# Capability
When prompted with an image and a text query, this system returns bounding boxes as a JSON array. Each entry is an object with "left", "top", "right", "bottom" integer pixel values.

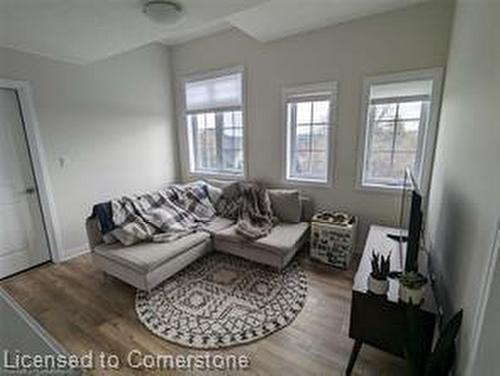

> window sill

[
  {"left": 188, "top": 170, "right": 246, "bottom": 181},
  {"left": 284, "top": 177, "right": 332, "bottom": 188},
  {"left": 356, "top": 182, "right": 404, "bottom": 195}
]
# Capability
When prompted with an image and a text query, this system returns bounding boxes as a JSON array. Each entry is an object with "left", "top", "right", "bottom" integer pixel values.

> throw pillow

[
  {"left": 215, "top": 181, "right": 242, "bottom": 220},
  {"left": 203, "top": 182, "right": 223, "bottom": 206},
  {"left": 181, "top": 180, "right": 222, "bottom": 207},
  {"left": 267, "top": 189, "right": 302, "bottom": 223},
  {"left": 207, "top": 179, "right": 237, "bottom": 189}
]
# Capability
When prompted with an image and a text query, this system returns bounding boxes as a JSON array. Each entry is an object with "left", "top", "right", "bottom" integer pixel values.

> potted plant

[
  {"left": 398, "top": 271, "right": 428, "bottom": 305},
  {"left": 367, "top": 251, "right": 391, "bottom": 295},
  {"left": 405, "top": 304, "right": 463, "bottom": 376}
]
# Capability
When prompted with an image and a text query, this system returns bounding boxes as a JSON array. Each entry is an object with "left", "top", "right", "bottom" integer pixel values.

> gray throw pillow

[
  {"left": 207, "top": 179, "right": 237, "bottom": 189},
  {"left": 206, "top": 179, "right": 238, "bottom": 206},
  {"left": 268, "top": 189, "right": 302, "bottom": 223},
  {"left": 179, "top": 180, "right": 219, "bottom": 206},
  {"left": 203, "top": 182, "right": 223, "bottom": 206}
]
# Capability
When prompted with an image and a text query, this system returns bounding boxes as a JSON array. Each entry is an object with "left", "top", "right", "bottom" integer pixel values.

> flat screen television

[{"left": 388, "top": 168, "right": 423, "bottom": 272}]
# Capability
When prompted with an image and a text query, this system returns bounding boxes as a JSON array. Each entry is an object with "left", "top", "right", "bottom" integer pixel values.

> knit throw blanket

[
  {"left": 110, "top": 184, "right": 215, "bottom": 246},
  {"left": 216, "top": 182, "right": 274, "bottom": 240}
]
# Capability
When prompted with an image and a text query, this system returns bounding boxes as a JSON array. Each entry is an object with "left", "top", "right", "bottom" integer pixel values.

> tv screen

[{"left": 398, "top": 168, "right": 423, "bottom": 271}]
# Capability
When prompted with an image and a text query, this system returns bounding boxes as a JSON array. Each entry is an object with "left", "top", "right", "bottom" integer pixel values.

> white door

[
  {"left": 469, "top": 225, "right": 500, "bottom": 374},
  {"left": 0, "top": 88, "right": 50, "bottom": 278}
]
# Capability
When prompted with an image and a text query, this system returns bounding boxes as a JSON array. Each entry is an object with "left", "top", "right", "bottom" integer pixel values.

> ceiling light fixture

[{"left": 142, "top": 0, "right": 185, "bottom": 26}]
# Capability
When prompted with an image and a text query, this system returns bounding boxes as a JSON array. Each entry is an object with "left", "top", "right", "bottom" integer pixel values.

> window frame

[
  {"left": 282, "top": 81, "right": 338, "bottom": 187},
  {"left": 181, "top": 65, "right": 247, "bottom": 179},
  {"left": 356, "top": 68, "right": 444, "bottom": 194}
]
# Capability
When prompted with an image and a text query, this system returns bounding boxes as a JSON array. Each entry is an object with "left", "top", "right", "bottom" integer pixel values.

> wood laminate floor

[{"left": 1, "top": 252, "right": 406, "bottom": 375}]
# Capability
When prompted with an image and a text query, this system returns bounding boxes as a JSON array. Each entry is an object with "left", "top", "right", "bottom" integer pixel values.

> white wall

[
  {"left": 172, "top": 0, "right": 454, "bottom": 247},
  {"left": 0, "top": 43, "right": 179, "bottom": 259},
  {"left": 425, "top": 0, "right": 500, "bottom": 374}
]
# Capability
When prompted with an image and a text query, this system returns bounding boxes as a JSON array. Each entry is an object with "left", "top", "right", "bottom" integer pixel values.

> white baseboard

[{"left": 60, "top": 244, "right": 90, "bottom": 262}]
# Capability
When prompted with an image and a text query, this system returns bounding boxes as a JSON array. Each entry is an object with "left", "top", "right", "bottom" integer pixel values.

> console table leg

[{"left": 345, "top": 340, "right": 362, "bottom": 375}]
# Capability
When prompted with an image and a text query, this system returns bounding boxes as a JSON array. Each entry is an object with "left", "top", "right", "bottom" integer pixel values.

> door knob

[{"left": 24, "top": 187, "right": 36, "bottom": 195}]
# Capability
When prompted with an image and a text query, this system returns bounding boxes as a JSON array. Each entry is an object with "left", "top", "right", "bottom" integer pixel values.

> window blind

[
  {"left": 185, "top": 73, "right": 243, "bottom": 112},
  {"left": 369, "top": 79, "right": 433, "bottom": 105}
]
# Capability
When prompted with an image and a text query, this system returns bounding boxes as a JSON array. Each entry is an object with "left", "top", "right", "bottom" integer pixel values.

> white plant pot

[
  {"left": 367, "top": 275, "right": 389, "bottom": 295},
  {"left": 399, "top": 285, "right": 425, "bottom": 305}
]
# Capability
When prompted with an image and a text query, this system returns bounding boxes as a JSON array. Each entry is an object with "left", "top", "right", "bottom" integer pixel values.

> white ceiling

[
  {"left": 0, "top": 0, "right": 430, "bottom": 64},
  {"left": 229, "top": 0, "right": 429, "bottom": 43},
  {"left": 0, "top": 0, "right": 267, "bottom": 64}
]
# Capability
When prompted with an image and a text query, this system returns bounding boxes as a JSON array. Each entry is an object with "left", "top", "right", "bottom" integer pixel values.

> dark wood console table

[{"left": 346, "top": 225, "right": 436, "bottom": 375}]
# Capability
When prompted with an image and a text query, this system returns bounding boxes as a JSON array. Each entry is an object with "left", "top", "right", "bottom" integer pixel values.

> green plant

[
  {"left": 405, "top": 304, "right": 463, "bottom": 376},
  {"left": 370, "top": 251, "right": 391, "bottom": 280},
  {"left": 399, "top": 271, "right": 428, "bottom": 290}
]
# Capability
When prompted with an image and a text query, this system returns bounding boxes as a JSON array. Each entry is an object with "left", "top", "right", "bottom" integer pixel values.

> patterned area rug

[{"left": 135, "top": 252, "right": 307, "bottom": 349}]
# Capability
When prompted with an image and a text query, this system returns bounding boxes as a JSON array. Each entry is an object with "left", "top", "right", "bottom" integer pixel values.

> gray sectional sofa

[{"left": 86, "top": 186, "right": 313, "bottom": 291}]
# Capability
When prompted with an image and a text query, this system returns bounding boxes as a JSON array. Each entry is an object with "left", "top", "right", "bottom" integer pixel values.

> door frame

[
  {"left": 465, "top": 221, "right": 500, "bottom": 374},
  {"left": 0, "top": 79, "right": 64, "bottom": 262}
]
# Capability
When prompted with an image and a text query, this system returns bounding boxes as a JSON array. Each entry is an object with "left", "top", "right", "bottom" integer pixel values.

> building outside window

[
  {"left": 358, "top": 69, "right": 443, "bottom": 191},
  {"left": 284, "top": 82, "right": 337, "bottom": 184}
]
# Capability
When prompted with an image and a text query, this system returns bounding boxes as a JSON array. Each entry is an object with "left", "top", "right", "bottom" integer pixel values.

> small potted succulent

[
  {"left": 398, "top": 271, "right": 428, "bottom": 305},
  {"left": 368, "top": 251, "right": 391, "bottom": 295}
]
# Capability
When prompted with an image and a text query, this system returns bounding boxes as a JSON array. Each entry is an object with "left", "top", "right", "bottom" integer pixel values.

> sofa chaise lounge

[{"left": 86, "top": 189, "right": 312, "bottom": 291}]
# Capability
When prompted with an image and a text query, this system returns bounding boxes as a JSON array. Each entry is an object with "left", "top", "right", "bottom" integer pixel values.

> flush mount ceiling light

[{"left": 142, "top": 0, "right": 185, "bottom": 26}]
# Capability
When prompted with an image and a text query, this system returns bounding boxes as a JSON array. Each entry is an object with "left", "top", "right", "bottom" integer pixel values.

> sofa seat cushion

[
  {"left": 94, "top": 232, "right": 210, "bottom": 273},
  {"left": 214, "top": 222, "right": 309, "bottom": 256},
  {"left": 200, "top": 217, "right": 235, "bottom": 235}
]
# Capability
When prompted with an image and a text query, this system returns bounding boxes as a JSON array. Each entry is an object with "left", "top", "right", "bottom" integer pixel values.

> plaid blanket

[
  {"left": 111, "top": 183, "right": 215, "bottom": 246},
  {"left": 216, "top": 182, "right": 274, "bottom": 240}
]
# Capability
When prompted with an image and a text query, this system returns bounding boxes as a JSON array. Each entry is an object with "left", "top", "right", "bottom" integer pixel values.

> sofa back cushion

[
  {"left": 268, "top": 189, "right": 302, "bottom": 223},
  {"left": 86, "top": 217, "right": 104, "bottom": 249},
  {"left": 206, "top": 179, "right": 237, "bottom": 188},
  {"left": 300, "top": 196, "right": 314, "bottom": 222},
  {"left": 205, "top": 179, "right": 238, "bottom": 205}
]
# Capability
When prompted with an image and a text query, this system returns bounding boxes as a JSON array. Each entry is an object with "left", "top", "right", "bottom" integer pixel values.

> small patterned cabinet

[{"left": 310, "top": 212, "right": 357, "bottom": 269}]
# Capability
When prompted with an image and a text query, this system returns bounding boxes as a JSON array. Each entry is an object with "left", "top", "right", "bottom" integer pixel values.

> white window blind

[
  {"left": 284, "top": 83, "right": 336, "bottom": 184},
  {"left": 185, "top": 73, "right": 243, "bottom": 113},
  {"left": 369, "top": 80, "right": 433, "bottom": 104},
  {"left": 184, "top": 68, "right": 245, "bottom": 176}
]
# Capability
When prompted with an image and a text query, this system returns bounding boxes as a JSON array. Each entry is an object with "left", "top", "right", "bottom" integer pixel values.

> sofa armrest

[
  {"left": 300, "top": 196, "right": 314, "bottom": 222},
  {"left": 86, "top": 217, "right": 103, "bottom": 251}
]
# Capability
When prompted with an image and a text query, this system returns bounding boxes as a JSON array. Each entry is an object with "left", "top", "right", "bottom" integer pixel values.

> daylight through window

[
  {"left": 284, "top": 83, "right": 337, "bottom": 184},
  {"left": 360, "top": 75, "right": 439, "bottom": 189}
]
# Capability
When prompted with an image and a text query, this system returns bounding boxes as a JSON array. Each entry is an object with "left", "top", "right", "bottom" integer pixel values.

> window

[
  {"left": 184, "top": 67, "right": 245, "bottom": 176},
  {"left": 284, "top": 82, "right": 337, "bottom": 184},
  {"left": 358, "top": 69, "right": 443, "bottom": 191}
]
